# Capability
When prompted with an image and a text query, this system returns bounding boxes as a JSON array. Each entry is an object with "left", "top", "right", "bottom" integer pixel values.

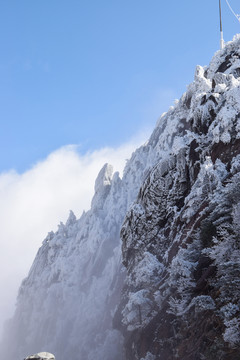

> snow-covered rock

[
  {"left": 1, "top": 35, "right": 240, "bottom": 360},
  {"left": 119, "top": 35, "right": 240, "bottom": 359},
  {"left": 0, "top": 112, "right": 176, "bottom": 359},
  {"left": 24, "top": 352, "right": 55, "bottom": 360}
]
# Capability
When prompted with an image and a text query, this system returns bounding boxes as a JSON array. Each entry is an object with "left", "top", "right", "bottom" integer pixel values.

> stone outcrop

[{"left": 118, "top": 36, "right": 240, "bottom": 360}]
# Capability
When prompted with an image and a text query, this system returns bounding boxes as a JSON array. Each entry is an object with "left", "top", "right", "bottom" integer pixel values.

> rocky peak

[
  {"left": 94, "top": 163, "right": 113, "bottom": 193},
  {"left": 118, "top": 36, "right": 240, "bottom": 360},
  {"left": 91, "top": 163, "right": 114, "bottom": 210}
]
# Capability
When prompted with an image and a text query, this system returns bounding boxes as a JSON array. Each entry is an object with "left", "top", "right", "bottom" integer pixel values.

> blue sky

[{"left": 1, "top": 0, "right": 239, "bottom": 173}]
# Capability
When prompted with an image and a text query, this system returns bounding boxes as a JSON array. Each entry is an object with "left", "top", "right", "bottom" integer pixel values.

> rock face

[
  {"left": 0, "top": 166, "right": 127, "bottom": 360},
  {"left": 0, "top": 131, "right": 173, "bottom": 357},
  {"left": 25, "top": 352, "right": 55, "bottom": 360},
  {"left": 1, "top": 36, "right": 240, "bottom": 360},
  {"left": 118, "top": 36, "right": 240, "bottom": 359}
]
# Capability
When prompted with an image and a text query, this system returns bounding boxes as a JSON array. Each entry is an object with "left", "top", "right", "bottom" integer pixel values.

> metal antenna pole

[{"left": 219, "top": 0, "right": 224, "bottom": 49}]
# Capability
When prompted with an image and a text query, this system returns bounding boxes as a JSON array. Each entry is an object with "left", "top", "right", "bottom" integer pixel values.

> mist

[{"left": 0, "top": 132, "right": 147, "bottom": 339}]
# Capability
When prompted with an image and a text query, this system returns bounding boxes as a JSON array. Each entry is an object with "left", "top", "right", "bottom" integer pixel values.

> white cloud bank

[{"left": 0, "top": 131, "right": 149, "bottom": 337}]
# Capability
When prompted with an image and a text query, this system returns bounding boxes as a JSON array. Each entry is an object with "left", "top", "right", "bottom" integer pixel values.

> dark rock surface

[{"left": 118, "top": 36, "right": 240, "bottom": 360}]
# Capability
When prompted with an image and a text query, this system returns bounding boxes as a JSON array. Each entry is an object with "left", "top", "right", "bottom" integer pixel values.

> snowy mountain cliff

[{"left": 1, "top": 35, "right": 240, "bottom": 360}]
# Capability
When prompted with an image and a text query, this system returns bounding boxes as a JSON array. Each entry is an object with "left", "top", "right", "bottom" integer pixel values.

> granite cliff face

[
  {"left": 1, "top": 36, "right": 240, "bottom": 360},
  {"left": 0, "top": 98, "right": 175, "bottom": 359},
  {"left": 118, "top": 36, "right": 240, "bottom": 359}
]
